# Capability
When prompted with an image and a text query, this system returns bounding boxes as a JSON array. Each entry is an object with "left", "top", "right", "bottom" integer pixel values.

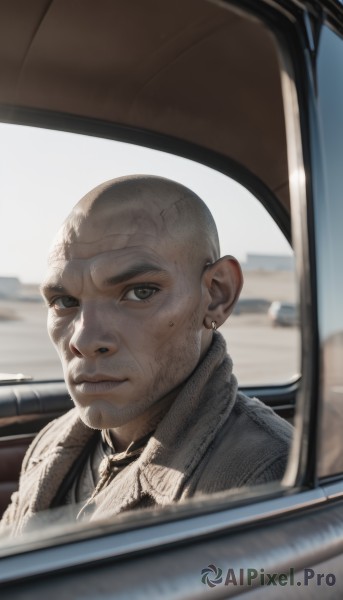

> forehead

[
  {"left": 52, "top": 200, "right": 179, "bottom": 259},
  {"left": 46, "top": 203, "right": 193, "bottom": 282},
  {"left": 44, "top": 249, "right": 168, "bottom": 292}
]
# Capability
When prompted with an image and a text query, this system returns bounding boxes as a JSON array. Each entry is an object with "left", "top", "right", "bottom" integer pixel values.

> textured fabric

[
  {"left": 64, "top": 430, "right": 152, "bottom": 505},
  {"left": 0, "top": 333, "right": 293, "bottom": 536},
  {"left": 64, "top": 432, "right": 110, "bottom": 505}
]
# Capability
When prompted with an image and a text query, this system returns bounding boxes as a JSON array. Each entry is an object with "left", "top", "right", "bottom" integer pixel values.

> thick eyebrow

[
  {"left": 104, "top": 264, "right": 168, "bottom": 287},
  {"left": 40, "top": 264, "right": 168, "bottom": 298},
  {"left": 40, "top": 283, "right": 70, "bottom": 298}
]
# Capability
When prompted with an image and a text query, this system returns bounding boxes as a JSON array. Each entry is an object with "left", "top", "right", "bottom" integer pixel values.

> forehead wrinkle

[
  {"left": 49, "top": 230, "right": 163, "bottom": 264},
  {"left": 46, "top": 246, "right": 170, "bottom": 285},
  {"left": 49, "top": 176, "right": 219, "bottom": 279},
  {"left": 72, "top": 201, "right": 162, "bottom": 241},
  {"left": 59, "top": 189, "right": 184, "bottom": 259}
]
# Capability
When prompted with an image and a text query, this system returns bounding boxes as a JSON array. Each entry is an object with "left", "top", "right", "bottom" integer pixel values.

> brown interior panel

[{"left": 0, "top": 0, "right": 289, "bottom": 211}]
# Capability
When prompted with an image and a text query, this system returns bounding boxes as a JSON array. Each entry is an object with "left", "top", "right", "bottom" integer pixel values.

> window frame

[{"left": 1, "top": 0, "right": 342, "bottom": 584}]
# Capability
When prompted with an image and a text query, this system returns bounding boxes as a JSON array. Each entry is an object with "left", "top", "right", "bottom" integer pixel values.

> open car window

[
  {"left": 0, "top": 124, "right": 299, "bottom": 387},
  {"left": 0, "top": 0, "right": 312, "bottom": 571},
  {"left": 0, "top": 124, "right": 298, "bottom": 550}
]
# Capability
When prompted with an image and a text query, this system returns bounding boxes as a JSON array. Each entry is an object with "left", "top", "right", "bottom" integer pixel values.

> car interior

[{"left": 0, "top": 0, "right": 298, "bottom": 527}]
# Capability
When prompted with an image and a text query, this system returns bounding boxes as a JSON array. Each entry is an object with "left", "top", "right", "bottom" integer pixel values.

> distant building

[
  {"left": 243, "top": 254, "right": 294, "bottom": 272},
  {"left": 0, "top": 276, "right": 21, "bottom": 298}
]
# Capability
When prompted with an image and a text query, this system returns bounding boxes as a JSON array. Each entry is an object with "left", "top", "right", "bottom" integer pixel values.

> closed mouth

[
  {"left": 73, "top": 374, "right": 126, "bottom": 384},
  {"left": 73, "top": 378, "right": 127, "bottom": 395}
]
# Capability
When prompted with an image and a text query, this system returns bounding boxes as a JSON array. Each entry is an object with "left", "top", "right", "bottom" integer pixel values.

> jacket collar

[
  {"left": 17, "top": 333, "right": 236, "bottom": 526},
  {"left": 89, "top": 333, "right": 237, "bottom": 519}
]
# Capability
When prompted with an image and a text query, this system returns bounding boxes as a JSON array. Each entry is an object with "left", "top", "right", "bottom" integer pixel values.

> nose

[{"left": 69, "top": 303, "right": 119, "bottom": 358}]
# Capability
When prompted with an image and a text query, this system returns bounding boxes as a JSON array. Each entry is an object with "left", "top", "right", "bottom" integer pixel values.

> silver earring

[{"left": 211, "top": 321, "right": 217, "bottom": 331}]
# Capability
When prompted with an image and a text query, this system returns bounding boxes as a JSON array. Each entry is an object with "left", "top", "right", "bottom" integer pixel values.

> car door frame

[{"left": 1, "top": 0, "right": 343, "bottom": 597}]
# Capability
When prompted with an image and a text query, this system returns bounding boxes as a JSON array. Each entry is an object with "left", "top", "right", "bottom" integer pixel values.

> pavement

[{"left": 0, "top": 294, "right": 300, "bottom": 386}]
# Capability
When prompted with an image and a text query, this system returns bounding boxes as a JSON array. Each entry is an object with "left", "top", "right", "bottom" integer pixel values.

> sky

[{"left": 0, "top": 123, "right": 292, "bottom": 283}]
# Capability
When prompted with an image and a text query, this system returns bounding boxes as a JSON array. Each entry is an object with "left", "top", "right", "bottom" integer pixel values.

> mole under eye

[
  {"left": 125, "top": 286, "right": 158, "bottom": 301},
  {"left": 50, "top": 296, "right": 79, "bottom": 309}
]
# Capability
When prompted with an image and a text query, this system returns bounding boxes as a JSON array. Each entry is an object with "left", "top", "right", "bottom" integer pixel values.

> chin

[
  {"left": 77, "top": 401, "right": 143, "bottom": 430},
  {"left": 78, "top": 406, "right": 106, "bottom": 430}
]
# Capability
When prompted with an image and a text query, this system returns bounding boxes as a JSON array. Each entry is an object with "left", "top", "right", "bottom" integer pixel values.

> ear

[{"left": 202, "top": 256, "right": 243, "bottom": 329}]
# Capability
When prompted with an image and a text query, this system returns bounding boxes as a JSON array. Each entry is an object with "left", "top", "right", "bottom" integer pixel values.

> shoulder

[
  {"left": 224, "top": 393, "right": 293, "bottom": 485},
  {"left": 21, "top": 407, "right": 85, "bottom": 472},
  {"left": 193, "top": 392, "right": 293, "bottom": 493},
  {"left": 234, "top": 392, "right": 293, "bottom": 446},
  {"left": 0, "top": 408, "right": 86, "bottom": 532}
]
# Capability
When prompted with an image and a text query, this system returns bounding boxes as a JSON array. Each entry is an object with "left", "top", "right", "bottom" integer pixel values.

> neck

[{"left": 109, "top": 385, "right": 182, "bottom": 453}]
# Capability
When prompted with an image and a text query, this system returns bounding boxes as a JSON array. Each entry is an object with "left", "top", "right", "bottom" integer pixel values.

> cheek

[
  {"left": 149, "top": 312, "right": 203, "bottom": 393},
  {"left": 47, "top": 313, "right": 70, "bottom": 352},
  {"left": 119, "top": 296, "right": 199, "bottom": 375},
  {"left": 149, "top": 295, "right": 204, "bottom": 357},
  {"left": 120, "top": 293, "right": 189, "bottom": 342},
  {"left": 47, "top": 312, "right": 57, "bottom": 343},
  {"left": 157, "top": 289, "right": 203, "bottom": 334}
]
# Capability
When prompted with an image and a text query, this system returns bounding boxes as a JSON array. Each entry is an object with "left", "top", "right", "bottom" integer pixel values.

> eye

[
  {"left": 124, "top": 286, "right": 158, "bottom": 301},
  {"left": 50, "top": 296, "right": 79, "bottom": 309}
]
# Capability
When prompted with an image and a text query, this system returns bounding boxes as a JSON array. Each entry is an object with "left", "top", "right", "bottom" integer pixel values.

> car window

[
  {"left": 315, "top": 25, "right": 343, "bottom": 478},
  {"left": 0, "top": 123, "right": 299, "bottom": 387},
  {"left": 0, "top": 0, "right": 306, "bottom": 567}
]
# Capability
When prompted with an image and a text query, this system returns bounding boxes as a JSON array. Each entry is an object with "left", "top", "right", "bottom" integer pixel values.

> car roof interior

[{"left": 0, "top": 0, "right": 289, "bottom": 214}]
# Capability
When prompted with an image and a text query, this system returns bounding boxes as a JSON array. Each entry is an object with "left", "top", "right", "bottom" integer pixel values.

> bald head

[
  {"left": 43, "top": 175, "right": 242, "bottom": 434},
  {"left": 54, "top": 175, "right": 220, "bottom": 267}
]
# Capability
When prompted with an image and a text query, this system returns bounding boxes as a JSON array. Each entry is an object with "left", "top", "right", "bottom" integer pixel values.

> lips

[
  {"left": 72, "top": 374, "right": 127, "bottom": 394},
  {"left": 73, "top": 374, "right": 125, "bottom": 384}
]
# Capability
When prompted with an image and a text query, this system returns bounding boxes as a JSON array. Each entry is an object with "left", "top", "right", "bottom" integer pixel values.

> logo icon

[{"left": 201, "top": 564, "right": 223, "bottom": 588}]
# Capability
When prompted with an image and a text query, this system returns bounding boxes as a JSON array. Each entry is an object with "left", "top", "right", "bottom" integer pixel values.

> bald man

[{"left": 1, "top": 175, "right": 292, "bottom": 534}]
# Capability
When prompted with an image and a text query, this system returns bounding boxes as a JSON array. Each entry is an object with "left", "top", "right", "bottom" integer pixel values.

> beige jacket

[{"left": 1, "top": 333, "right": 293, "bottom": 535}]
